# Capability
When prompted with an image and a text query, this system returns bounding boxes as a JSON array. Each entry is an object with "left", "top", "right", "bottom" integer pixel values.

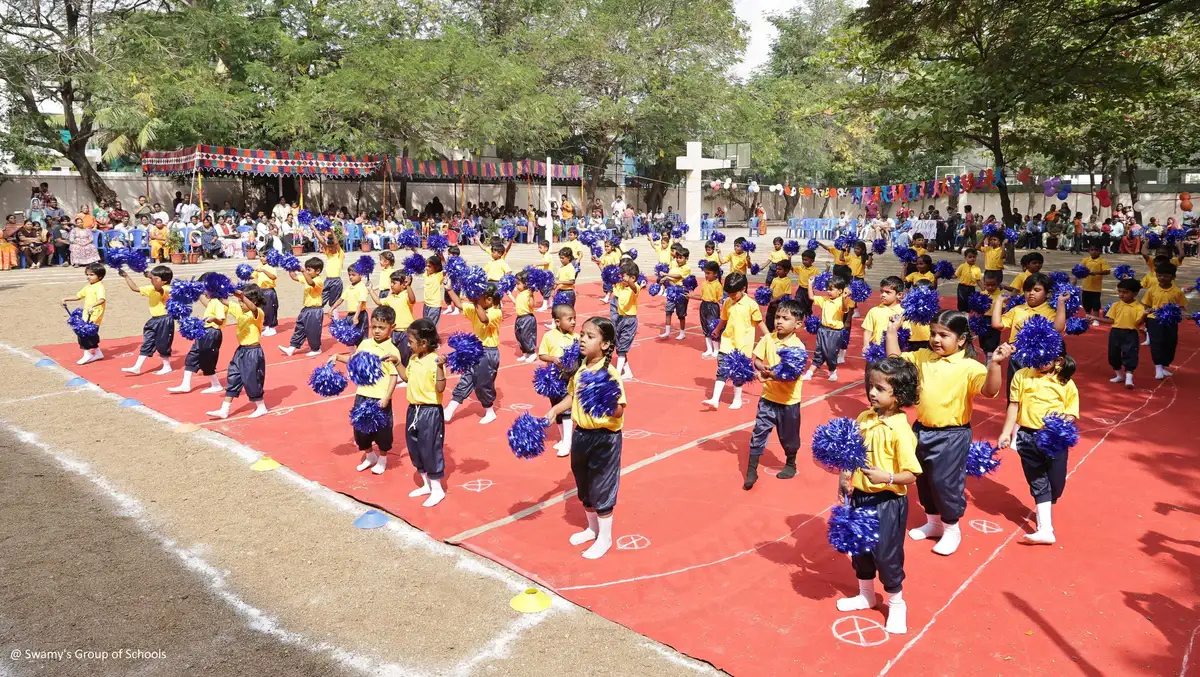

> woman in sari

[
  {"left": 68, "top": 216, "right": 101, "bottom": 266},
  {"left": 93, "top": 199, "right": 111, "bottom": 230},
  {"left": 18, "top": 221, "right": 49, "bottom": 268},
  {"left": 76, "top": 204, "right": 95, "bottom": 230}
]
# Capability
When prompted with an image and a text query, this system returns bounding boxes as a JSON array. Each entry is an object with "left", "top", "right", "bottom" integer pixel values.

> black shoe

[
  {"left": 743, "top": 455, "right": 759, "bottom": 490},
  {"left": 777, "top": 453, "right": 797, "bottom": 479}
]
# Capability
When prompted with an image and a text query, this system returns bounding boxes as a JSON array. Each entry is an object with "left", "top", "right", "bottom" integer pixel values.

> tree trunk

[
  {"left": 504, "top": 180, "right": 517, "bottom": 210},
  {"left": 66, "top": 143, "right": 116, "bottom": 203},
  {"left": 817, "top": 196, "right": 830, "bottom": 218},
  {"left": 644, "top": 182, "right": 667, "bottom": 212},
  {"left": 783, "top": 192, "right": 800, "bottom": 219},
  {"left": 1124, "top": 156, "right": 1141, "bottom": 223},
  {"left": 988, "top": 120, "right": 1015, "bottom": 264},
  {"left": 583, "top": 144, "right": 612, "bottom": 206}
]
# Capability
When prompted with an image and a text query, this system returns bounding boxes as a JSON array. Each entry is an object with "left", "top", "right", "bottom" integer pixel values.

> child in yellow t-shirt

[
  {"left": 281, "top": 257, "right": 326, "bottom": 357},
  {"left": 372, "top": 270, "right": 416, "bottom": 367},
  {"left": 512, "top": 270, "right": 538, "bottom": 362},
  {"left": 119, "top": 264, "right": 174, "bottom": 375},
  {"left": 702, "top": 273, "right": 766, "bottom": 410},
  {"left": 444, "top": 283, "right": 503, "bottom": 425},
  {"left": 698, "top": 260, "right": 725, "bottom": 358},
  {"left": 397, "top": 318, "right": 448, "bottom": 507},
  {"left": 803, "top": 276, "right": 852, "bottom": 382},
  {"left": 206, "top": 286, "right": 269, "bottom": 420},
  {"left": 63, "top": 262, "right": 107, "bottom": 364},
  {"left": 329, "top": 305, "right": 400, "bottom": 474},
  {"left": 746, "top": 298, "right": 807, "bottom": 489},
  {"left": 170, "top": 272, "right": 227, "bottom": 394},
  {"left": 1098, "top": 279, "right": 1146, "bottom": 388},
  {"left": 613, "top": 261, "right": 641, "bottom": 380}
]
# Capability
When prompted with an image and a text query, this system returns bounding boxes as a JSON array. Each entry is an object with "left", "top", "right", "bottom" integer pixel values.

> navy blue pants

[
  {"left": 795, "top": 286, "right": 813, "bottom": 316},
  {"left": 391, "top": 329, "right": 412, "bottom": 367},
  {"left": 749, "top": 399, "right": 801, "bottom": 456},
  {"left": 423, "top": 306, "right": 441, "bottom": 326},
  {"left": 405, "top": 404, "right": 445, "bottom": 479},
  {"left": 1082, "top": 290, "right": 1102, "bottom": 314},
  {"left": 1108, "top": 327, "right": 1139, "bottom": 371},
  {"left": 765, "top": 300, "right": 779, "bottom": 332},
  {"left": 979, "top": 327, "right": 1000, "bottom": 354},
  {"left": 77, "top": 330, "right": 100, "bottom": 350},
  {"left": 261, "top": 288, "right": 279, "bottom": 328},
  {"left": 515, "top": 314, "right": 537, "bottom": 354},
  {"left": 667, "top": 296, "right": 688, "bottom": 321},
  {"left": 225, "top": 345, "right": 265, "bottom": 401},
  {"left": 609, "top": 293, "right": 618, "bottom": 324},
  {"left": 289, "top": 307, "right": 324, "bottom": 351},
  {"left": 1147, "top": 318, "right": 1178, "bottom": 366},
  {"left": 912, "top": 422, "right": 971, "bottom": 524},
  {"left": 353, "top": 394, "right": 394, "bottom": 452},
  {"left": 452, "top": 346, "right": 499, "bottom": 408},
  {"left": 851, "top": 490, "right": 908, "bottom": 593},
  {"left": 322, "top": 277, "right": 343, "bottom": 309},
  {"left": 811, "top": 326, "right": 841, "bottom": 370},
  {"left": 351, "top": 309, "right": 368, "bottom": 336},
  {"left": 571, "top": 428, "right": 622, "bottom": 516},
  {"left": 1014, "top": 427, "right": 1069, "bottom": 504},
  {"left": 699, "top": 301, "right": 720, "bottom": 337},
  {"left": 616, "top": 315, "right": 637, "bottom": 355},
  {"left": 139, "top": 315, "right": 175, "bottom": 358},
  {"left": 184, "top": 327, "right": 223, "bottom": 375},
  {"left": 956, "top": 284, "right": 975, "bottom": 312}
]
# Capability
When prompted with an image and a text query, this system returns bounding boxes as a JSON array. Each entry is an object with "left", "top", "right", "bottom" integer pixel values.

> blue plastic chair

[
  {"left": 784, "top": 218, "right": 801, "bottom": 238},
  {"left": 746, "top": 217, "right": 759, "bottom": 238},
  {"left": 129, "top": 229, "right": 149, "bottom": 255}
]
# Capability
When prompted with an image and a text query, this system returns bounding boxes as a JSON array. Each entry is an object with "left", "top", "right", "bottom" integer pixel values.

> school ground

[{"left": 0, "top": 227, "right": 1195, "bottom": 677}]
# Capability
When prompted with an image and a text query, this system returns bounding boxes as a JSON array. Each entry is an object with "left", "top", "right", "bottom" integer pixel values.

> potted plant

[
  {"left": 360, "top": 239, "right": 372, "bottom": 252},
  {"left": 187, "top": 249, "right": 202, "bottom": 264},
  {"left": 387, "top": 239, "right": 399, "bottom": 251},
  {"left": 167, "top": 231, "right": 185, "bottom": 264},
  {"left": 246, "top": 244, "right": 258, "bottom": 260},
  {"left": 291, "top": 242, "right": 305, "bottom": 256}
]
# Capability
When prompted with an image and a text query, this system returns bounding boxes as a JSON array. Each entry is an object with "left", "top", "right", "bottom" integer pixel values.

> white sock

[
  {"left": 305, "top": 350, "right": 321, "bottom": 357},
  {"left": 557, "top": 420, "right": 574, "bottom": 457},
  {"left": 523, "top": 352, "right": 536, "bottom": 362},
  {"left": 837, "top": 350, "right": 846, "bottom": 364},
  {"left": 202, "top": 375, "right": 223, "bottom": 393},
  {"left": 827, "top": 371, "right": 839, "bottom": 382},
  {"left": 1110, "top": 370, "right": 1124, "bottom": 383},
  {"left": 703, "top": 338, "right": 714, "bottom": 355},
  {"left": 616, "top": 355, "right": 626, "bottom": 374},
  {"left": 123, "top": 355, "right": 147, "bottom": 373},
  {"left": 582, "top": 514, "right": 614, "bottom": 559},
  {"left": 836, "top": 579, "right": 878, "bottom": 611},
  {"left": 1162, "top": 367, "right": 1173, "bottom": 376},
  {"left": 93, "top": 348, "right": 104, "bottom": 360},
  {"left": 357, "top": 451, "right": 379, "bottom": 472},
  {"left": 443, "top": 400, "right": 459, "bottom": 421},
  {"left": 675, "top": 330, "right": 686, "bottom": 340},
  {"left": 77, "top": 350, "right": 93, "bottom": 365},
  {"left": 409, "top": 474, "right": 431, "bottom": 497},
  {"left": 371, "top": 454, "right": 387, "bottom": 474},
  {"left": 155, "top": 359, "right": 172, "bottom": 375},
  {"left": 262, "top": 327, "right": 276, "bottom": 336},
  {"left": 422, "top": 479, "right": 445, "bottom": 507},
  {"left": 1125, "top": 372, "right": 1134, "bottom": 387},
  {"left": 659, "top": 327, "right": 670, "bottom": 337},
  {"left": 247, "top": 402, "right": 269, "bottom": 418},
  {"left": 168, "top": 371, "right": 194, "bottom": 392},
  {"left": 931, "top": 521, "right": 962, "bottom": 555},
  {"left": 570, "top": 511, "right": 599, "bottom": 546},
  {"left": 279, "top": 345, "right": 295, "bottom": 356},
  {"left": 479, "top": 407, "right": 497, "bottom": 425},
  {"left": 704, "top": 381, "right": 725, "bottom": 406},
  {"left": 730, "top": 386, "right": 743, "bottom": 409},
  {"left": 908, "top": 514, "right": 944, "bottom": 541},
  {"left": 1035, "top": 500, "right": 1053, "bottom": 533},
  {"left": 885, "top": 591, "right": 908, "bottom": 634},
  {"left": 801, "top": 367, "right": 815, "bottom": 381},
  {"left": 206, "top": 401, "right": 231, "bottom": 419},
  {"left": 1155, "top": 365, "right": 1164, "bottom": 379}
]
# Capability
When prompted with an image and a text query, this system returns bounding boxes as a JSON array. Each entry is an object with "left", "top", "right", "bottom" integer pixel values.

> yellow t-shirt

[
  {"left": 913, "top": 246, "right": 928, "bottom": 258},
  {"left": 463, "top": 301, "right": 502, "bottom": 347},
  {"left": 701, "top": 279, "right": 723, "bottom": 302},
  {"left": 666, "top": 263, "right": 692, "bottom": 286},
  {"left": 905, "top": 319, "right": 931, "bottom": 342},
  {"left": 253, "top": 264, "right": 276, "bottom": 290},
  {"left": 1010, "top": 368, "right": 1080, "bottom": 430},
  {"left": 955, "top": 264, "right": 981, "bottom": 287},
  {"left": 1104, "top": 300, "right": 1144, "bottom": 330},
  {"left": 556, "top": 265, "right": 576, "bottom": 285},
  {"left": 201, "top": 298, "right": 227, "bottom": 329},
  {"left": 405, "top": 351, "right": 441, "bottom": 405},
  {"left": 981, "top": 245, "right": 1004, "bottom": 271},
  {"left": 1140, "top": 271, "right": 1157, "bottom": 289},
  {"left": 719, "top": 294, "right": 762, "bottom": 355},
  {"left": 353, "top": 337, "right": 400, "bottom": 399},
  {"left": 564, "top": 240, "right": 586, "bottom": 263},
  {"left": 853, "top": 409, "right": 922, "bottom": 495},
  {"left": 770, "top": 276, "right": 793, "bottom": 300},
  {"left": 599, "top": 251, "right": 622, "bottom": 268},
  {"left": 906, "top": 271, "right": 936, "bottom": 286},
  {"left": 325, "top": 249, "right": 344, "bottom": 277},
  {"left": 373, "top": 265, "right": 393, "bottom": 293},
  {"left": 615, "top": 281, "right": 640, "bottom": 316},
  {"left": 514, "top": 289, "right": 534, "bottom": 316},
  {"left": 862, "top": 303, "right": 901, "bottom": 345},
  {"left": 301, "top": 274, "right": 324, "bottom": 308},
  {"left": 539, "top": 251, "right": 554, "bottom": 269},
  {"left": 76, "top": 282, "right": 106, "bottom": 325},
  {"left": 341, "top": 281, "right": 370, "bottom": 313},
  {"left": 768, "top": 249, "right": 789, "bottom": 264},
  {"left": 825, "top": 246, "right": 849, "bottom": 265},
  {"left": 1080, "top": 256, "right": 1109, "bottom": 293},
  {"left": 812, "top": 295, "right": 845, "bottom": 330},
  {"left": 753, "top": 332, "right": 806, "bottom": 405},
  {"left": 484, "top": 258, "right": 512, "bottom": 281},
  {"left": 381, "top": 292, "right": 415, "bottom": 330},
  {"left": 900, "top": 348, "right": 990, "bottom": 427},
  {"left": 1141, "top": 283, "right": 1187, "bottom": 313},
  {"left": 423, "top": 271, "right": 443, "bottom": 308},
  {"left": 1001, "top": 302, "right": 1056, "bottom": 339},
  {"left": 1010, "top": 270, "right": 1031, "bottom": 293},
  {"left": 140, "top": 284, "right": 170, "bottom": 317},
  {"left": 538, "top": 328, "right": 577, "bottom": 358},
  {"left": 227, "top": 302, "right": 264, "bottom": 346},
  {"left": 723, "top": 251, "right": 750, "bottom": 274},
  {"left": 652, "top": 241, "right": 673, "bottom": 264},
  {"left": 569, "top": 362, "right": 626, "bottom": 432},
  {"left": 847, "top": 253, "right": 867, "bottom": 278},
  {"left": 792, "top": 264, "right": 820, "bottom": 289}
]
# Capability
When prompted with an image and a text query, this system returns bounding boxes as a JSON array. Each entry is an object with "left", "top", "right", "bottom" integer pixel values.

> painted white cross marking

[
  {"left": 969, "top": 519, "right": 1002, "bottom": 535},
  {"left": 832, "top": 616, "right": 890, "bottom": 647},
  {"left": 616, "top": 535, "right": 650, "bottom": 550},
  {"left": 462, "top": 479, "right": 493, "bottom": 492}
]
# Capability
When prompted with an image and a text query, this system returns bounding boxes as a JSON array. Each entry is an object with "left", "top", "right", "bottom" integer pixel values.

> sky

[{"left": 732, "top": 0, "right": 796, "bottom": 79}]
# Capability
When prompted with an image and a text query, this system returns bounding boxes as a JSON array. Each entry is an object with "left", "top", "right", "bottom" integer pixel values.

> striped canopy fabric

[{"left": 142, "top": 145, "right": 383, "bottom": 177}]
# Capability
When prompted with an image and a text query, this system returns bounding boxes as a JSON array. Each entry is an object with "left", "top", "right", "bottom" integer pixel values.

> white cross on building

[{"left": 675, "top": 141, "right": 730, "bottom": 241}]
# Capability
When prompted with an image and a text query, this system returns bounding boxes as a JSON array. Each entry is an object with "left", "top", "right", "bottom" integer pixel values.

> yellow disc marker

[
  {"left": 510, "top": 588, "right": 552, "bottom": 614},
  {"left": 173, "top": 423, "right": 200, "bottom": 434},
  {"left": 251, "top": 458, "right": 282, "bottom": 472}
]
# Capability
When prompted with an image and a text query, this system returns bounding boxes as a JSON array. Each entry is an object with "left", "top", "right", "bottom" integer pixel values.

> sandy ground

[{"left": 0, "top": 228, "right": 1190, "bottom": 677}]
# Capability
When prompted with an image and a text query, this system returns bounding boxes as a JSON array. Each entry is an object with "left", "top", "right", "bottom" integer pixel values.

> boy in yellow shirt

[
  {"left": 953, "top": 248, "right": 981, "bottom": 312},
  {"left": 861, "top": 276, "right": 904, "bottom": 352},
  {"left": 1140, "top": 261, "right": 1187, "bottom": 380},
  {"left": 329, "top": 305, "right": 400, "bottom": 474},
  {"left": 659, "top": 247, "right": 692, "bottom": 340},
  {"left": 512, "top": 270, "right": 538, "bottom": 362},
  {"left": 792, "top": 249, "right": 820, "bottom": 316},
  {"left": 280, "top": 257, "right": 325, "bottom": 357},
  {"left": 371, "top": 270, "right": 416, "bottom": 367},
  {"left": 252, "top": 257, "right": 279, "bottom": 336},
  {"left": 536, "top": 239, "right": 554, "bottom": 311},
  {"left": 613, "top": 261, "right": 641, "bottom": 380},
  {"left": 1099, "top": 279, "right": 1146, "bottom": 388},
  {"left": 119, "top": 264, "right": 174, "bottom": 375},
  {"left": 332, "top": 264, "right": 371, "bottom": 334},
  {"left": 746, "top": 298, "right": 807, "bottom": 489},
  {"left": 444, "top": 283, "right": 503, "bottom": 424},
  {"left": 206, "top": 286, "right": 269, "bottom": 420},
  {"left": 63, "top": 262, "right": 107, "bottom": 364},
  {"left": 803, "top": 276, "right": 852, "bottom": 382},
  {"left": 1078, "top": 243, "right": 1110, "bottom": 323},
  {"left": 699, "top": 261, "right": 724, "bottom": 357},
  {"left": 702, "top": 272, "right": 766, "bottom": 410},
  {"left": 169, "top": 273, "right": 227, "bottom": 394},
  {"left": 979, "top": 232, "right": 1005, "bottom": 284}
]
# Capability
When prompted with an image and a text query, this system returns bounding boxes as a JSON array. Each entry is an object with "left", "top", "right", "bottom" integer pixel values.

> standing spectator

[
  {"left": 25, "top": 197, "right": 47, "bottom": 227},
  {"left": 179, "top": 196, "right": 200, "bottom": 224},
  {"left": 610, "top": 193, "right": 626, "bottom": 223},
  {"left": 0, "top": 217, "right": 19, "bottom": 270},
  {"left": 133, "top": 195, "right": 153, "bottom": 223},
  {"left": 173, "top": 191, "right": 185, "bottom": 213},
  {"left": 271, "top": 197, "right": 291, "bottom": 223},
  {"left": 151, "top": 202, "right": 169, "bottom": 225}
]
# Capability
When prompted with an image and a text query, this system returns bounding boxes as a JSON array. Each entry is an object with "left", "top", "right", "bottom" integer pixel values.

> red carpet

[{"left": 38, "top": 283, "right": 1200, "bottom": 677}]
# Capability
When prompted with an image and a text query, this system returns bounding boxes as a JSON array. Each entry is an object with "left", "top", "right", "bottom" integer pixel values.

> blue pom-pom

[
  {"left": 352, "top": 254, "right": 375, "bottom": 277},
  {"left": 204, "top": 272, "right": 234, "bottom": 300},
  {"left": 894, "top": 246, "right": 916, "bottom": 264},
  {"left": 665, "top": 284, "right": 687, "bottom": 311},
  {"left": 654, "top": 263, "right": 670, "bottom": 276},
  {"left": 459, "top": 266, "right": 490, "bottom": 299},
  {"left": 968, "top": 292, "right": 994, "bottom": 315},
  {"left": 1071, "top": 264, "right": 1091, "bottom": 280},
  {"left": 403, "top": 252, "right": 427, "bottom": 276},
  {"left": 308, "top": 363, "right": 348, "bottom": 397},
  {"left": 682, "top": 275, "right": 698, "bottom": 292},
  {"left": 1165, "top": 228, "right": 1186, "bottom": 244},
  {"left": 1192, "top": 311, "right": 1200, "bottom": 328},
  {"left": 1048, "top": 271, "right": 1070, "bottom": 289},
  {"left": 637, "top": 274, "right": 648, "bottom": 287},
  {"left": 711, "top": 231, "right": 726, "bottom": 243},
  {"left": 602, "top": 265, "right": 623, "bottom": 285},
  {"left": 573, "top": 262, "right": 581, "bottom": 275},
  {"left": 1156, "top": 302, "right": 1183, "bottom": 327},
  {"left": 1049, "top": 283, "right": 1082, "bottom": 316},
  {"left": 863, "top": 342, "right": 886, "bottom": 363},
  {"left": 66, "top": 308, "right": 100, "bottom": 339},
  {"left": 1014, "top": 315, "right": 1063, "bottom": 369},
  {"left": 827, "top": 503, "right": 880, "bottom": 555},
  {"left": 807, "top": 238, "right": 821, "bottom": 251},
  {"left": 330, "top": 318, "right": 363, "bottom": 346},
  {"left": 812, "top": 417, "right": 867, "bottom": 472},
  {"left": 1037, "top": 414, "right": 1079, "bottom": 457},
  {"left": 671, "top": 227, "right": 683, "bottom": 239},
  {"left": 1065, "top": 317, "right": 1090, "bottom": 335},
  {"left": 723, "top": 351, "right": 756, "bottom": 386},
  {"left": 833, "top": 235, "right": 851, "bottom": 251},
  {"left": 507, "top": 413, "right": 549, "bottom": 459},
  {"left": 579, "top": 230, "right": 598, "bottom": 246},
  {"left": 347, "top": 351, "right": 384, "bottom": 386},
  {"left": 178, "top": 316, "right": 206, "bottom": 340},
  {"left": 349, "top": 398, "right": 389, "bottom": 434},
  {"left": 264, "top": 248, "right": 284, "bottom": 268},
  {"left": 280, "top": 254, "right": 302, "bottom": 273},
  {"left": 527, "top": 267, "right": 555, "bottom": 293},
  {"left": 772, "top": 346, "right": 810, "bottom": 381},
  {"left": 841, "top": 326, "right": 851, "bottom": 348},
  {"left": 397, "top": 229, "right": 421, "bottom": 249},
  {"left": 533, "top": 364, "right": 568, "bottom": 400},
  {"left": 650, "top": 232, "right": 660, "bottom": 242},
  {"left": 553, "top": 291, "right": 573, "bottom": 306},
  {"left": 590, "top": 244, "right": 604, "bottom": 258},
  {"left": 872, "top": 238, "right": 887, "bottom": 255},
  {"left": 312, "top": 215, "right": 333, "bottom": 232},
  {"left": 750, "top": 263, "right": 761, "bottom": 276},
  {"left": 1146, "top": 232, "right": 1162, "bottom": 250},
  {"left": 895, "top": 327, "right": 911, "bottom": 351},
  {"left": 966, "top": 441, "right": 1001, "bottom": 477},
  {"left": 901, "top": 284, "right": 940, "bottom": 324},
  {"left": 236, "top": 264, "right": 254, "bottom": 281},
  {"left": 1112, "top": 264, "right": 1135, "bottom": 280},
  {"left": 742, "top": 241, "right": 757, "bottom": 253},
  {"left": 460, "top": 223, "right": 478, "bottom": 241},
  {"left": 124, "top": 250, "right": 149, "bottom": 273},
  {"left": 804, "top": 315, "right": 821, "bottom": 335},
  {"left": 426, "top": 234, "right": 448, "bottom": 252},
  {"left": 849, "top": 279, "right": 872, "bottom": 303},
  {"left": 446, "top": 332, "right": 484, "bottom": 374},
  {"left": 559, "top": 341, "right": 581, "bottom": 373},
  {"left": 105, "top": 248, "right": 128, "bottom": 268},
  {"left": 982, "top": 224, "right": 1001, "bottom": 240},
  {"left": 933, "top": 260, "right": 956, "bottom": 279},
  {"left": 968, "top": 314, "right": 992, "bottom": 338},
  {"left": 783, "top": 240, "right": 800, "bottom": 256},
  {"left": 297, "top": 209, "right": 313, "bottom": 226},
  {"left": 577, "top": 368, "right": 622, "bottom": 416},
  {"left": 753, "top": 286, "right": 773, "bottom": 306},
  {"left": 499, "top": 224, "right": 517, "bottom": 241},
  {"left": 165, "top": 298, "right": 193, "bottom": 321},
  {"left": 812, "top": 271, "right": 832, "bottom": 292},
  {"left": 648, "top": 283, "right": 662, "bottom": 297},
  {"left": 626, "top": 248, "right": 638, "bottom": 260},
  {"left": 170, "top": 279, "right": 205, "bottom": 305},
  {"left": 1004, "top": 227, "right": 1019, "bottom": 242},
  {"left": 1005, "top": 294, "right": 1026, "bottom": 312},
  {"left": 496, "top": 273, "right": 517, "bottom": 296},
  {"left": 444, "top": 255, "right": 467, "bottom": 282}
]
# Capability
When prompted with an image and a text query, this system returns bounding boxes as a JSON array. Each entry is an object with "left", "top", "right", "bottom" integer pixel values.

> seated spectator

[
  {"left": 200, "top": 221, "right": 222, "bottom": 259},
  {"left": 18, "top": 221, "right": 48, "bottom": 268},
  {"left": 109, "top": 200, "right": 129, "bottom": 229},
  {"left": 68, "top": 217, "right": 100, "bottom": 266},
  {"left": 0, "top": 221, "right": 18, "bottom": 271}
]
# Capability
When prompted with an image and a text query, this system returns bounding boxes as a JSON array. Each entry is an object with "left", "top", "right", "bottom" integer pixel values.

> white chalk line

[
  {"left": 1182, "top": 622, "right": 1199, "bottom": 677},
  {"left": 876, "top": 347, "right": 1195, "bottom": 676}
]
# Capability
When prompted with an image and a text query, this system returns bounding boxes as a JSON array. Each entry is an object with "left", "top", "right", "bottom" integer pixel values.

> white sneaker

[
  {"left": 827, "top": 372, "right": 839, "bottom": 382},
  {"left": 835, "top": 594, "right": 877, "bottom": 612},
  {"left": 675, "top": 331, "right": 686, "bottom": 340},
  {"left": 77, "top": 352, "right": 92, "bottom": 365},
  {"left": 357, "top": 452, "right": 379, "bottom": 472},
  {"left": 1142, "top": 338, "right": 1150, "bottom": 346},
  {"left": 658, "top": 331, "right": 670, "bottom": 338},
  {"left": 1022, "top": 530, "right": 1056, "bottom": 545},
  {"left": 278, "top": 345, "right": 295, "bottom": 357},
  {"left": 1091, "top": 320, "right": 1099, "bottom": 327},
  {"left": 262, "top": 327, "right": 276, "bottom": 336},
  {"left": 801, "top": 369, "right": 815, "bottom": 381},
  {"left": 554, "top": 442, "right": 570, "bottom": 458},
  {"left": 885, "top": 601, "right": 908, "bottom": 634},
  {"left": 908, "top": 518, "right": 943, "bottom": 541},
  {"left": 700, "top": 398, "right": 719, "bottom": 409},
  {"left": 305, "top": 350, "right": 321, "bottom": 357},
  {"left": 479, "top": 409, "right": 497, "bottom": 425},
  {"left": 1162, "top": 368, "right": 1173, "bottom": 377},
  {"left": 1109, "top": 374, "right": 1124, "bottom": 383},
  {"left": 931, "top": 524, "right": 962, "bottom": 555}
]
